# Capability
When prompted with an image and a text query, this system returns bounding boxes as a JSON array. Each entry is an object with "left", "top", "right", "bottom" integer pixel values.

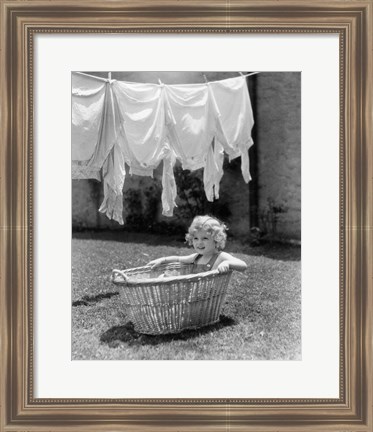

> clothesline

[{"left": 74, "top": 71, "right": 261, "bottom": 86}]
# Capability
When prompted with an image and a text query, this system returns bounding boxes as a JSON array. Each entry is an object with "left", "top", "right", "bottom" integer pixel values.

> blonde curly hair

[{"left": 185, "top": 215, "right": 228, "bottom": 251}]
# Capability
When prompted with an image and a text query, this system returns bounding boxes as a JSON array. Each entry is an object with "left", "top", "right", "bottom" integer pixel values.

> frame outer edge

[
  {"left": 1, "top": 3, "right": 15, "bottom": 431},
  {"left": 16, "top": 5, "right": 364, "bottom": 426},
  {"left": 349, "top": 3, "right": 371, "bottom": 426},
  {"left": 0, "top": 3, "right": 7, "bottom": 432},
  {"left": 0, "top": 1, "right": 372, "bottom": 431},
  {"left": 363, "top": 3, "right": 373, "bottom": 431}
]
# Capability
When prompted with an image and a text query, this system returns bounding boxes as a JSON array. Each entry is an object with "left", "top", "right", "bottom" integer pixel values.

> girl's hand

[
  {"left": 148, "top": 258, "right": 165, "bottom": 268},
  {"left": 217, "top": 261, "right": 230, "bottom": 273}
]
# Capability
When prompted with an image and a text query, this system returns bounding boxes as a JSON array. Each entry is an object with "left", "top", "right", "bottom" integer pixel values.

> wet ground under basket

[{"left": 72, "top": 231, "right": 301, "bottom": 360}]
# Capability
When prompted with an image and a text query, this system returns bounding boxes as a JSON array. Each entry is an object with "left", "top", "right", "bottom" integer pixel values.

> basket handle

[{"left": 111, "top": 269, "right": 129, "bottom": 283}]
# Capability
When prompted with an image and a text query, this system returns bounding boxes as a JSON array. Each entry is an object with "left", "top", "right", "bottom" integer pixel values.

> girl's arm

[
  {"left": 148, "top": 254, "right": 197, "bottom": 268},
  {"left": 214, "top": 251, "right": 247, "bottom": 272}
]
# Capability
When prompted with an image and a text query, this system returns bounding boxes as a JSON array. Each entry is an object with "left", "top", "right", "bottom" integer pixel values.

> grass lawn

[{"left": 72, "top": 231, "right": 301, "bottom": 360}]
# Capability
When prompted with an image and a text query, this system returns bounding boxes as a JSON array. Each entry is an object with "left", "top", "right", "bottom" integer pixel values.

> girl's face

[{"left": 192, "top": 229, "right": 216, "bottom": 256}]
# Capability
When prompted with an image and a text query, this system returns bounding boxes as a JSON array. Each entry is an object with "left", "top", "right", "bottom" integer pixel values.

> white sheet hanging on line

[
  {"left": 98, "top": 83, "right": 127, "bottom": 224},
  {"left": 72, "top": 73, "right": 254, "bottom": 224},
  {"left": 112, "top": 81, "right": 178, "bottom": 217},
  {"left": 210, "top": 76, "right": 254, "bottom": 183},
  {"left": 72, "top": 73, "right": 126, "bottom": 223},
  {"left": 72, "top": 74, "right": 123, "bottom": 180},
  {"left": 113, "top": 81, "right": 168, "bottom": 174},
  {"left": 72, "top": 73, "right": 108, "bottom": 180},
  {"left": 163, "top": 83, "right": 217, "bottom": 170}
]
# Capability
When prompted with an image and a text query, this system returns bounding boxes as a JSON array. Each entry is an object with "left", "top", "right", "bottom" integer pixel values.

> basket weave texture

[{"left": 112, "top": 262, "right": 232, "bottom": 335}]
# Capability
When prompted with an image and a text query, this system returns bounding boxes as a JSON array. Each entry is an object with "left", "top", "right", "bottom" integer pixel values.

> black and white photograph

[{"left": 71, "top": 71, "right": 301, "bottom": 361}]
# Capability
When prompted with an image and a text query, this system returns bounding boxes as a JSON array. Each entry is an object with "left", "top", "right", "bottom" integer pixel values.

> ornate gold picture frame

[{"left": 1, "top": 0, "right": 372, "bottom": 430}]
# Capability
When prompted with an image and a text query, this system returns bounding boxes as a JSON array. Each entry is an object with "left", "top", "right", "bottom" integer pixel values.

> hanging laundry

[
  {"left": 98, "top": 89, "right": 126, "bottom": 224},
  {"left": 72, "top": 73, "right": 126, "bottom": 223},
  {"left": 113, "top": 80, "right": 169, "bottom": 173},
  {"left": 72, "top": 73, "right": 255, "bottom": 225},
  {"left": 210, "top": 76, "right": 254, "bottom": 183},
  {"left": 203, "top": 139, "right": 225, "bottom": 202},
  {"left": 72, "top": 73, "right": 109, "bottom": 180},
  {"left": 161, "top": 144, "right": 178, "bottom": 217},
  {"left": 163, "top": 84, "right": 217, "bottom": 171},
  {"left": 112, "top": 81, "right": 178, "bottom": 217}
]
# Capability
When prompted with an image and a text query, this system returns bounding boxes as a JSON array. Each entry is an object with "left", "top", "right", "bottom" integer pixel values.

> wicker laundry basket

[{"left": 111, "top": 262, "right": 232, "bottom": 335}]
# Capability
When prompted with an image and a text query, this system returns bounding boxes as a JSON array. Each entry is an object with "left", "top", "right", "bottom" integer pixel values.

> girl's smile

[{"left": 192, "top": 229, "right": 217, "bottom": 256}]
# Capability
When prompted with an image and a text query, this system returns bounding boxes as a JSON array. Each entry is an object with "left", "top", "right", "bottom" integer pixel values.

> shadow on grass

[
  {"left": 100, "top": 315, "right": 237, "bottom": 348},
  {"left": 72, "top": 292, "right": 119, "bottom": 307}
]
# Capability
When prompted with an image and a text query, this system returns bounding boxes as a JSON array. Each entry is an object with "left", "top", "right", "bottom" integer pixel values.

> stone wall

[
  {"left": 255, "top": 73, "right": 301, "bottom": 241},
  {"left": 72, "top": 71, "right": 301, "bottom": 241}
]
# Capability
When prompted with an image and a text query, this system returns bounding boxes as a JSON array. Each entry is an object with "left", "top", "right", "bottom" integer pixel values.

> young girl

[{"left": 148, "top": 215, "right": 247, "bottom": 273}]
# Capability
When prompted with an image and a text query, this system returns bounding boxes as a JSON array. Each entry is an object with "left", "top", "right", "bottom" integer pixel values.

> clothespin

[{"left": 108, "top": 72, "right": 112, "bottom": 80}]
